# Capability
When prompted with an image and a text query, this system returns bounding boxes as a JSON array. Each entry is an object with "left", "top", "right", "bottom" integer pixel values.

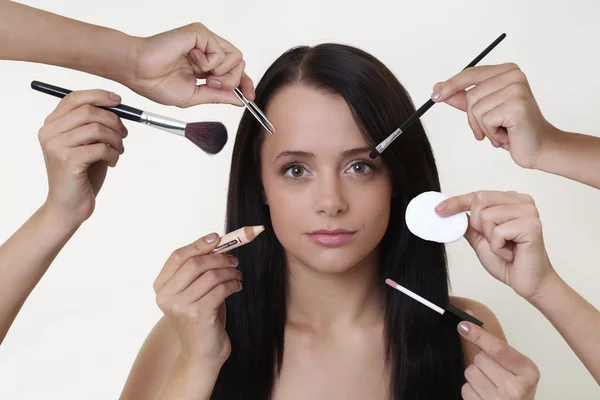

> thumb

[
  {"left": 432, "top": 84, "right": 468, "bottom": 112},
  {"left": 463, "top": 215, "right": 482, "bottom": 249}
]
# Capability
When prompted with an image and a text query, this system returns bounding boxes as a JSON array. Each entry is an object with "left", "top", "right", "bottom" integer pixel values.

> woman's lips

[{"left": 306, "top": 230, "right": 357, "bottom": 247}]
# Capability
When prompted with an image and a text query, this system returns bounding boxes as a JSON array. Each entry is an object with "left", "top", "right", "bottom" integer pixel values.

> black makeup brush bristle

[{"left": 184, "top": 122, "right": 228, "bottom": 154}]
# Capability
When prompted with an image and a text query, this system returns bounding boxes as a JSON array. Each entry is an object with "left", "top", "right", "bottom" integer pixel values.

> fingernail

[
  {"left": 237, "top": 281, "right": 243, "bottom": 292},
  {"left": 109, "top": 92, "right": 121, "bottom": 102},
  {"left": 122, "top": 126, "right": 128, "bottom": 138},
  {"left": 431, "top": 84, "right": 442, "bottom": 100},
  {"left": 252, "top": 87, "right": 256, "bottom": 98},
  {"left": 458, "top": 322, "right": 471, "bottom": 334},
  {"left": 204, "top": 233, "right": 219, "bottom": 244},
  {"left": 228, "top": 255, "right": 239, "bottom": 266},
  {"left": 207, "top": 79, "right": 222, "bottom": 89},
  {"left": 189, "top": 50, "right": 198, "bottom": 63},
  {"left": 435, "top": 201, "right": 447, "bottom": 212}
]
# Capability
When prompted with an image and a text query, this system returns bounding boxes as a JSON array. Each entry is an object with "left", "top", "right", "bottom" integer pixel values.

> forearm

[
  {"left": 0, "top": 1, "right": 140, "bottom": 84},
  {"left": 0, "top": 203, "right": 80, "bottom": 344},
  {"left": 155, "top": 355, "right": 221, "bottom": 400},
  {"left": 529, "top": 272, "right": 600, "bottom": 383},
  {"left": 535, "top": 127, "right": 600, "bottom": 190}
]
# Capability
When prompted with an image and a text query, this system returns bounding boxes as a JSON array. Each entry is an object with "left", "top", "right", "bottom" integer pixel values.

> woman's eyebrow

[
  {"left": 341, "top": 146, "right": 372, "bottom": 157},
  {"left": 273, "top": 147, "right": 372, "bottom": 163},
  {"left": 274, "top": 150, "right": 314, "bottom": 162}
]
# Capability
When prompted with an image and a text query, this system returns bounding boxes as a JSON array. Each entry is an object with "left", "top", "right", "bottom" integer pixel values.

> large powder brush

[{"left": 30, "top": 80, "right": 227, "bottom": 155}]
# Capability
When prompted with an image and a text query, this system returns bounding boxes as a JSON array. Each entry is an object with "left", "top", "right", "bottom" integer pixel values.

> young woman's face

[{"left": 260, "top": 85, "right": 393, "bottom": 273}]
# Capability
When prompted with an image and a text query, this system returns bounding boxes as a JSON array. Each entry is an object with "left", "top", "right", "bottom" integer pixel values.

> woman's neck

[{"left": 285, "top": 249, "right": 384, "bottom": 332}]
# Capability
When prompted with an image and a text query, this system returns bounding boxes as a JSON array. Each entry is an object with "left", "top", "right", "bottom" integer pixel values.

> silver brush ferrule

[
  {"left": 375, "top": 128, "right": 403, "bottom": 153},
  {"left": 140, "top": 111, "right": 187, "bottom": 137}
]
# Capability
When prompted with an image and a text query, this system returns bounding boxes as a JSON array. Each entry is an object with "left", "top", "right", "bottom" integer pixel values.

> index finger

[
  {"left": 45, "top": 89, "right": 122, "bottom": 124},
  {"left": 432, "top": 63, "right": 520, "bottom": 103},
  {"left": 458, "top": 321, "right": 536, "bottom": 378},
  {"left": 435, "top": 192, "right": 476, "bottom": 216},
  {"left": 153, "top": 232, "right": 220, "bottom": 292}
]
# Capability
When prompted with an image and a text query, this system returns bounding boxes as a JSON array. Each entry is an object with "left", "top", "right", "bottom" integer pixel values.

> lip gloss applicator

[{"left": 385, "top": 278, "right": 483, "bottom": 329}]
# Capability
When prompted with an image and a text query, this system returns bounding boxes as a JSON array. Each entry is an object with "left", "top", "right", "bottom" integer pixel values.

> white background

[{"left": 0, "top": 0, "right": 599, "bottom": 398}]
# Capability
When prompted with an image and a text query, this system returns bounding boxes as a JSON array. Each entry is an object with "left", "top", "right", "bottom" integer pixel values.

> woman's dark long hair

[{"left": 211, "top": 44, "right": 465, "bottom": 399}]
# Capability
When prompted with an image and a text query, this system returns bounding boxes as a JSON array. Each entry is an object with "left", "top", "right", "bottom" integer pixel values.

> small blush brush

[
  {"left": 385, "top": 278, "right": 483, "bottom": 329},
  {"left": 31, "top": 80, "right": 227, "bottom": 155}
]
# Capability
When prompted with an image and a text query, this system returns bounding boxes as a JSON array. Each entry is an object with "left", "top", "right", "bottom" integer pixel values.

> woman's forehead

[{"left": 262, "top": 85, "right": 368, "bottom": 154}]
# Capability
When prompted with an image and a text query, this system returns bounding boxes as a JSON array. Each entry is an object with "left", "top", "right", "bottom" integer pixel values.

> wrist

[
  {"left": 96, "top": 30, "right": 142, "bottom": 87},
  {"left": 532, "top": 123, "right": 566, "bottom": 172},
  {"left": 71, "top": 24, "right": 141, "bottom": 88},
  {"left": 176, "top": 352, "right": 225, "bottom": 375},
  {"left": 159, "top": 353, "right": 223, "bottom": 398},
  {"left": 40, "top": 201, "right": 84, "bottom": 233},
  {"left": 106, "top": 33, "right": 143, "bottom": 88},
  {"left": 526, "top": 269, "right": 565, "bottom": 307}
]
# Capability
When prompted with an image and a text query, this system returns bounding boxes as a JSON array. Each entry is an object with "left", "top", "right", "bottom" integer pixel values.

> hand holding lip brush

[{"left": 31, "top": 80, "right": 228, "bottom": 155}]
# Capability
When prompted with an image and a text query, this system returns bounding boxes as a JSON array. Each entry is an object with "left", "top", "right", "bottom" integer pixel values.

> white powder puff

[{"left": 405, "top": 191, "right": 468, "bottom": 243}]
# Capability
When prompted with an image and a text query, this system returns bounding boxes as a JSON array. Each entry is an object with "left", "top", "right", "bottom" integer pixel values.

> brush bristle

[{"left": 185, "top": 122, "right": 228, "bottom": 154}]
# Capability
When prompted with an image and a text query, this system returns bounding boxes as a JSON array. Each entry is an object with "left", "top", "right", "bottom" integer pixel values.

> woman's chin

[{"left": 295, "top": 250, "right": 369, "bottom": 274}]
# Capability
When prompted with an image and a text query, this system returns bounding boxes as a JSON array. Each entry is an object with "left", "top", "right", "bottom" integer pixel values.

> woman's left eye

[{"left": 346, "top": 162, "right": 373, "bottom": 175}]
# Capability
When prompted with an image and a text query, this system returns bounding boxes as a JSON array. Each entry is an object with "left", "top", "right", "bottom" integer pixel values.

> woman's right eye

[{"left": 283, "top": 165, "right": 307, "bottom": 179}]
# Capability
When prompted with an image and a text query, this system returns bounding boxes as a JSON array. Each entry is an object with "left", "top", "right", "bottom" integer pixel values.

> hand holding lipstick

[
  {"left": 458, "top": 316, "right": 540, "bottom": 399},
  {"left": 435, "top": 190, "right": 556, "bottom": 301}
]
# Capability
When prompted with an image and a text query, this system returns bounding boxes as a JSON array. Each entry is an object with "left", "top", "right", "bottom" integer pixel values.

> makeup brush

[
  {"left": 30, "top": 80, "right": 227, "bottom": 155},
  {"left": 369, "top": 33, "right": 507, "bottom": 159},
  {"left": 385, "top": 278, "right": 483, "bottom": 329}
]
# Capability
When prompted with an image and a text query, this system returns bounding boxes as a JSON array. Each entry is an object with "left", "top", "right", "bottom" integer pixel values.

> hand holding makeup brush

[
  {"left": 435, "top": 190, "right": 555, "bottom": 301},
  {"left": 458, "top": 313, "right": 540, "bottom": 400},
  {"left": 431, "top": 63, "right": 551, "bottom": 166},
  {"left": 39, "top": 89, "right": 127, "bottom": 225},
  {"left": 431, "top": 63, "right": 600, "bottom": 190},
  {"left": 0, "top": 89, "right": 127, "bottom": 345}
]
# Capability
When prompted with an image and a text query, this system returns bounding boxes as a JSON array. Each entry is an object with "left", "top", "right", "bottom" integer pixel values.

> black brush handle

[
  {"left": 31, "top": 80, "right": 144, "bottom": 123},
  {"left": 441, "top": 304, "right": 484, "bottom": 330},
  {"left": 398, "top": 33, "right": 507, "bottom": 134}
]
